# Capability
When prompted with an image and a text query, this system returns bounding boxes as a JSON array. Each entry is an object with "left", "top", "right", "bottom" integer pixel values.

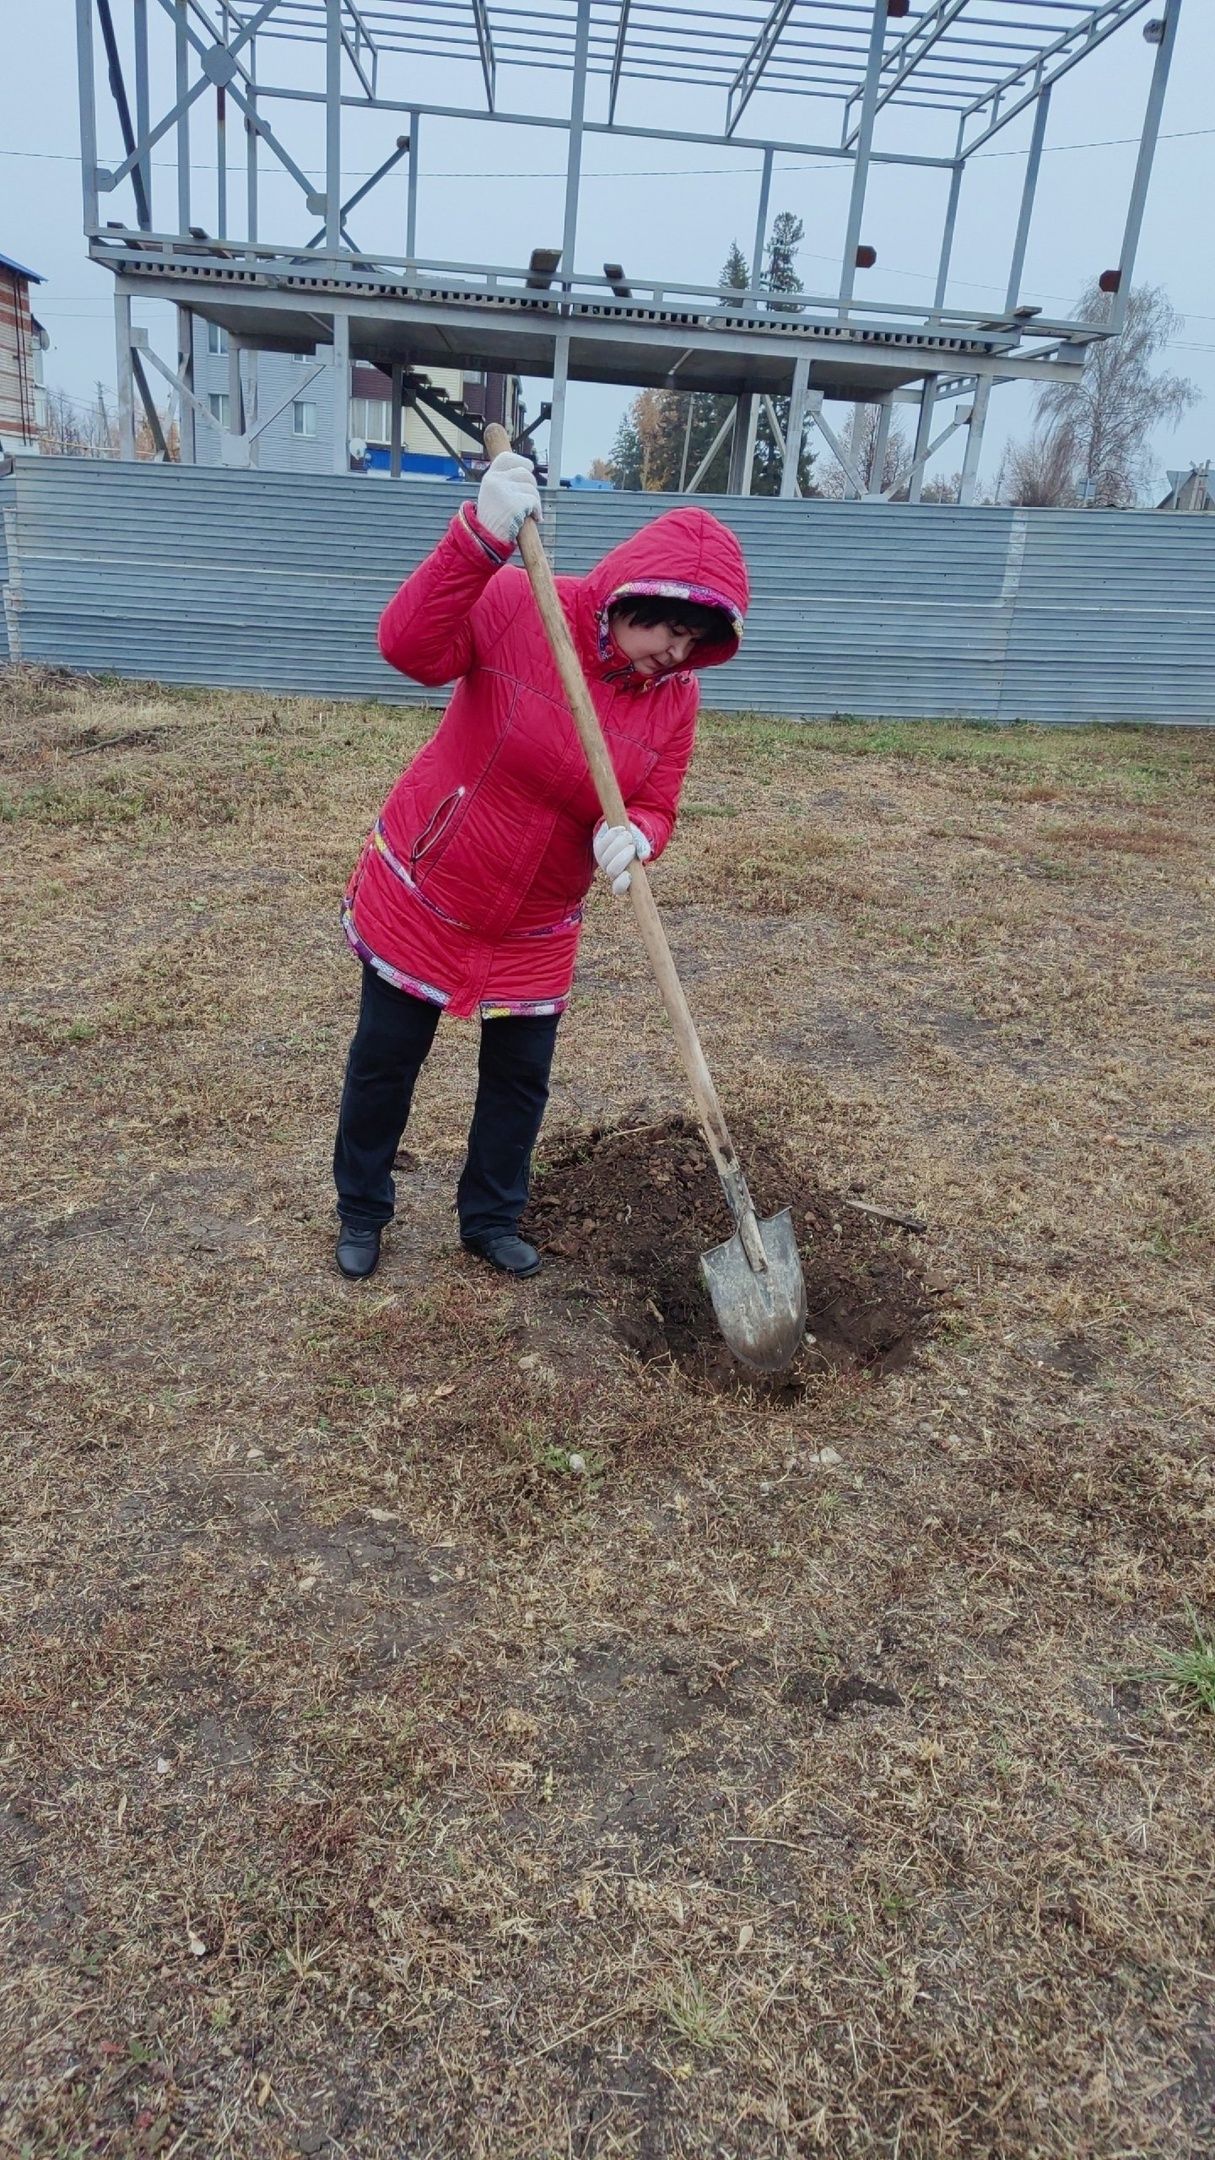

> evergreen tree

[
  {"left": 606, "top": 387, "right": 680, "bottom": 490},
  {"left": 678, "top": 385, "right": 736, "bottom": 493},
  {"left": 751, "top": 397, "right": 817, "bottom": 497},
  {"left": 607, "top": 404, "right": 645, "bottom": 491},
  {"left": 764, "top": 212, "right": 805, "bottom": 313},
  {"left": 720, "top": 239, "right": 750, "bottom": 299},
  {"left": 676, "top": 241, "right": 751, "bottom": 492},
  {"left": 602, "top": 228, "right": 819, "bottom": 495},
  {"left": 750, "top": 213, "right": 815, "bottom": 493}
]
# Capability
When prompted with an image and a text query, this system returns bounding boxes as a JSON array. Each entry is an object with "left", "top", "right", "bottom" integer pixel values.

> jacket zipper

[{"left": 410, "top": 786, "right": 466, "bottom": 872}]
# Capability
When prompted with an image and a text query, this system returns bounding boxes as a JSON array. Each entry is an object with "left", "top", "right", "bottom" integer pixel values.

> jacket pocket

[{"left": 410, "top": 787, "right": 466, "bottom": 873}]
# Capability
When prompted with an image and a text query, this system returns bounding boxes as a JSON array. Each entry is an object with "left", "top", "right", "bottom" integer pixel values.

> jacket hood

[{"left": 579, "top": 507, "right": 750, "bottom": 681}]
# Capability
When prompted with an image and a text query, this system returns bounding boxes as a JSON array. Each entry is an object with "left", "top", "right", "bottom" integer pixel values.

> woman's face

[{"left": 611, "top": 613, "right": 703, "bottom": 676}]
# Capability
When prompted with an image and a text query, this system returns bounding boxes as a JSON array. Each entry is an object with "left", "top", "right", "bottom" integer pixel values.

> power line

[
  {"left": 1, "top": 123, "right": 1212, "bottom": 181},
  {"left": 11, "top": 121, "right": 1213, "bottom": 338}
]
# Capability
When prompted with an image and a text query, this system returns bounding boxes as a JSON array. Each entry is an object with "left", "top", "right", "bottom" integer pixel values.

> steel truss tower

[{"left": 75, "top": 0, "right": 1182, "bottom": 498}]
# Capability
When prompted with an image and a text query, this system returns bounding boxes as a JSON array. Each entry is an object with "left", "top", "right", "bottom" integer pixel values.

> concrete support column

[
  {"left": 842, "top": 406, "right": 864, "bottom": 499},
  {"left": 727, "top": 395, "right": 756, "bottom": 495},
  {"left": 907, "top": 381, "right": 937, "bottom": 504},
  {"left": 115, "top": 289, "right": 136, "bottom": 459},
  {"left": 228, "top": 333, "right": 245, "bottom": 438},
  {"left": 781, "top": 355, "right": 811, "bottom": 498},
  {"left": 245, "top": 349, "right": 259, "bottom": 466},
  {"left": 390, "top": 362, "right": 404, "bottom": 479},
  {"left": 547, "top": 334, "right": 570, "bottom": 495},
  {"left": 176, "top": 306, "right": 196, "bottom": 463},
  {"left": 958, "top": 376, "right": 992, "bottom": 505},
  {"left": 331, "top": 310, "right": 350, "bottom": 473},
  {"left": 866, "top": 398, "right": 893, "bottom": 499}
]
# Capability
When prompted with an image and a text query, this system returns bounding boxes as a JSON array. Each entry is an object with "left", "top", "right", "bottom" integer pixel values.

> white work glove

[
  {"left": 593, "top": 820, "right": 652, "bottom": 897},
  {"left": 476, "top": 450, "right": 542, "bottom": 544}
]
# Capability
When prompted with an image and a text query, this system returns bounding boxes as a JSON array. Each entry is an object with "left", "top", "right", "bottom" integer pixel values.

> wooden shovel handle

[{"left": 482, "top": 426, "right": 751, "bottom": 1209}]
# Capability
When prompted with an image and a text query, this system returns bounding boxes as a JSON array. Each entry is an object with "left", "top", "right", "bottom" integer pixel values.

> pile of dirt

[{"left": 524, "top": 1115, "right": 936, "bottom": 1394}]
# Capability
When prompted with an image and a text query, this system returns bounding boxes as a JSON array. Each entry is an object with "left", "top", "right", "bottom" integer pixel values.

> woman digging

[{"left": 333, "top": 449, "right": 750, "bottom": 1281}]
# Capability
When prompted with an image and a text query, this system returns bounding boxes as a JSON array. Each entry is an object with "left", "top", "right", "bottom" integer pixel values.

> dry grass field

[{"left": 1, "top": 667, "right": 1213, "bottom": 2160}]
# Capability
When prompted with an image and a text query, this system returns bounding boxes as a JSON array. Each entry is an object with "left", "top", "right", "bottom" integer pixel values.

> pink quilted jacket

[{"left": 345, "top": 502, "right": 749, "bottom": 1017}]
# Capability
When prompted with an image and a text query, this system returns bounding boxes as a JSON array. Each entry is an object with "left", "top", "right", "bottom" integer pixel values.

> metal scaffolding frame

[{"left": 74, "top": 0, "right": 1183, "bottom": 498}]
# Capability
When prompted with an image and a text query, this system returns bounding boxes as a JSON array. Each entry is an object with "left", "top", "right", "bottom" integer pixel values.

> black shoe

[
  {"left": 336, "top": 1223, "right": 382, "bottom": 1279},
  {"left": 462, "top": 1233, "right": 542, "bottom": 1279}
]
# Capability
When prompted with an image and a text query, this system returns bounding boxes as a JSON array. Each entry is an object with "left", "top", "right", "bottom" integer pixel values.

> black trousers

[{"left": 333, "top": 964, "right": 559, "bottom": 1242}]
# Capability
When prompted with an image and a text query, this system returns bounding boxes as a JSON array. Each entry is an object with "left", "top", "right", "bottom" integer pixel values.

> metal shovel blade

[{"left": 699, "top": 1206, "right": 808, "bottom": 1374}]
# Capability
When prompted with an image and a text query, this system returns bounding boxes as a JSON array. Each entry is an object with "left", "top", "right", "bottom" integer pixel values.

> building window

[
  {"left": 292, "top": 400, "right": 317, "bottom": 438},
  {"left": 350, "top": 396, "right": 391, "bottom": 445},
  {"left": 207, "top": 322, "right": 229, "bottom": 356},
  {"left": 291, "top": 353, "right": 311, "bottom": 362},
  {"left": 208, "top": 391, "right": 230, "bottom": 426}
]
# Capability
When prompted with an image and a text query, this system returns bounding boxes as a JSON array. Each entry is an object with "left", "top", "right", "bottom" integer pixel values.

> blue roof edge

[{"left": 0, "top": 250, "right": 45, "bottom": 283}]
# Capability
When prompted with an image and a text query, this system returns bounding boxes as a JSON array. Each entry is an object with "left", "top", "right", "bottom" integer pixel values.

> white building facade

[{"left": 191, "top": 328, "right": 519, "bottom": 477}]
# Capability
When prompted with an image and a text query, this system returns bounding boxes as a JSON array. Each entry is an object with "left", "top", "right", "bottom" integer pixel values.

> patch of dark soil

[
  {"left": 1029, "top": 1331, "right": 1102, "bottom": 1384},
  {"left": 62, "top": 723, "right": 164, "bottom": 756},
  {"left": 774, "top": 1007, "right": 895, "bottom": 1075},
  {"left": 523, "top": 1115, "right": 935, "bottom": 1394},
  {"left": 531, "top": 1647, "right": 787, "bottom": 1853},
  {"left": 1179, "top": 2030, "right": 1215, "bottom": 2153},
  {"left": 0, "top": 1802, "right": 45, "bottom": 1898},
  {"left": 783, "top": 1670, "right": 904, "bottom": 1718},
  {"left": 570, "top": 2050, "right": 670, "bottom": 2158}
]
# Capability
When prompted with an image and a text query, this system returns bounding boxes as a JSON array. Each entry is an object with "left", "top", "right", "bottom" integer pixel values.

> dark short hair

[{"left": 609, "top": 595, "right": 734, "bottom": 641}]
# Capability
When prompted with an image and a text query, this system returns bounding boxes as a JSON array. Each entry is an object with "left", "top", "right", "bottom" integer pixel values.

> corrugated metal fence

[
  {"left": 2, "top": 456, "right": 1213, "bottom": 723},
  {"left": 0, "top": 475, "right": 14, "bottom": 666}
]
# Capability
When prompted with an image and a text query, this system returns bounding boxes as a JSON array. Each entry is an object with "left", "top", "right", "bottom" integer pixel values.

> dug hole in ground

[
  {"left": 522, "top": 1113, "right": 931, "bottom": 1394},
  {"left": 2, "top": 669, "right": 1213, "bottom": 2160}
]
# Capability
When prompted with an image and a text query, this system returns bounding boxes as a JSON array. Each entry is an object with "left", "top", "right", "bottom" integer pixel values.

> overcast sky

[{"left": 3, "top": 0, "right": 1213, "bottom": 490}]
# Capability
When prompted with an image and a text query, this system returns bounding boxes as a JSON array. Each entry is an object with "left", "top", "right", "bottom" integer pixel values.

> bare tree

[
  {"left": 1030, "top": 283, "right": 1197, "bottom": 507},
  {"left": 917, "top": 470, "right": 966, "bottom": 505},
  {"left": 817, "top": 402, "right": 909, "bottom": 498},
  {"left": 39, "top": 385, "right": 109, "bottom": 457},
  {"left": 1002, "top": 418, "right": 1080, "bottom": 508},
  {"left": 134, "top": 402, "right": 180, "bottom": 461},
  {"left": 39, "top": 380, "right": 179, "bottom": 461}
]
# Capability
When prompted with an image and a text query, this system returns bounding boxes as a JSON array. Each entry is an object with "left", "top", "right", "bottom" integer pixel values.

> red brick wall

[
  {"left": 351, "top": 362, "right": 393, "bottom": 398},
  {"left": 0, "top": 270, "right": 39, "bottom": 447}
]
